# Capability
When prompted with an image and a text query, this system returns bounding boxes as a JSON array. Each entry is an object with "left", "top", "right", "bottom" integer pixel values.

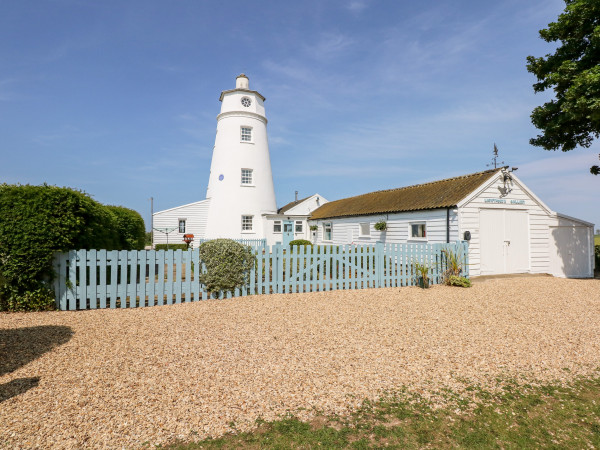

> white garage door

[
  {"left": 550, "top": 227, "right": 591, "bottom": 278},
  {"left": 480, "top": 209, "right": 529, "bottom": 275}
]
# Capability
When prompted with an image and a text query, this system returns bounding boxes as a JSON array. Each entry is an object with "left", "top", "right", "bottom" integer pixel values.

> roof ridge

[{"left": 331, "top": 168, "right": 502, "bottom": 203}]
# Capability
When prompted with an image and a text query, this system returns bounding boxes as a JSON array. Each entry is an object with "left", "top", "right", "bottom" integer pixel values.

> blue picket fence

[{"left": 52, "top": 241, "right": 468, "bottom": 310}]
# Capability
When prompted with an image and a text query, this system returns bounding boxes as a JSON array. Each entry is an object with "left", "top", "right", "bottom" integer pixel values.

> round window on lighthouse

[{"left": 241, "top": 97, "right": 252, "bottom": 107}]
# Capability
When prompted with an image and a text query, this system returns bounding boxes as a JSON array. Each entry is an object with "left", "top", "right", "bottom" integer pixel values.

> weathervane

[{"left": 487, "top": 143, "right": 504, "bottom": 169}]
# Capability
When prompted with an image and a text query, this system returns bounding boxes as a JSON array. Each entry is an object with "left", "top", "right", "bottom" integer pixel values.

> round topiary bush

[{"left": 198, "top": 239, "right": 255, "bottom": 294}]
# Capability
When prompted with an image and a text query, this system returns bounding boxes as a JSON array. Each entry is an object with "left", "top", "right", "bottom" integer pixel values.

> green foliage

[
  {"left": 413, "top": 261, "right": 430, "bottom": 288},
  {"left": 154, "top": 243, "right": 188, "bottom": 251},
  {"left": 526, "top": 0, "right": 600, "bottom": 174},
  {"left": 447, "top": 275, "right": 472, "bottom": 288},
  {"left": 198, "top": 239, "right": 255, "bottom": 294},
  {"left": 162, "top": 375, "right": 600, "bottom": 450},
  {"left": 289, "top": 239, "right": 312, "bottom": 248},
  {"left": 374, "top": 220, "right": 387, "bottom": 231},
  {"left": 441, "top": 247, "right": 469, "bottom": 286},
  {"left": 105, "top": 205, "right": 146, "bottom": 250},
  {"left": 145, "top": 231, "right": 152, "bottom": 246},
  {"left": 0, "top": 184, "right": 146, "bottom": 311},
  {"left": 0, "top": 286, "right": 55, "bottom": 312},
  {"left": 309, "top": 225, "right": 318, "bottom": 231},
  {"left": 595, "top": 245, "right": 600, "bottom": 272}
]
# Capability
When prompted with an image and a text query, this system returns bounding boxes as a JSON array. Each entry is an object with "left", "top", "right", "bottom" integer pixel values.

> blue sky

[{"left": 1, "top": 0, "right": 598, "bottom": 230}]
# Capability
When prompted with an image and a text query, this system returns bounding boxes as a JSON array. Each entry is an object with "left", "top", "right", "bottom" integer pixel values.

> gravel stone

[{"left": 1, "top": 277, "right": 599, "bottom": 448}]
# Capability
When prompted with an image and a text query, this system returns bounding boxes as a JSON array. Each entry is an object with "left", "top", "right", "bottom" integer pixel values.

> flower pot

[{"left": 418, "top": 276, "right": 430, "bottom": 289}]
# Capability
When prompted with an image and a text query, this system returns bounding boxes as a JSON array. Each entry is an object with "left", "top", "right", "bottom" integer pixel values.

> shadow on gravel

[
  {"left": 0, "top": 377, "right": 40, "bottom": 402},
  {"left": 0, "top": 325, "right": 73, "bottom": 402}
]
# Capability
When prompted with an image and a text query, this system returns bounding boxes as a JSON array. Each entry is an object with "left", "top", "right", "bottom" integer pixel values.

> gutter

[{"left": 446, "top": 208, "right": 450, "bottom": 243}]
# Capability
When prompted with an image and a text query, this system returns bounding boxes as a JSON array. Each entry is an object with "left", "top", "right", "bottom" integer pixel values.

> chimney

[{"left": 295, "top": 191, "right": 298, "bottom": 202}]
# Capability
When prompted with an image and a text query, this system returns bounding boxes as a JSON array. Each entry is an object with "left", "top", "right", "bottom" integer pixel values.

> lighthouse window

[
  {"left": 241, "top": 126, "right": 252, "bottom": 142},
  {"left": 178, "top": 219, "right": 186, "bottom": 234},
  {"left": 241, "top": 215, "right": 253, "bottom": 231},
  {"left": 241, "top": 168, "right": 253, "bottom": 184}
]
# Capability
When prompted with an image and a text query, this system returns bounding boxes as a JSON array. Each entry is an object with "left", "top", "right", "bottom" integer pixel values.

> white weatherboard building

[
  {"left": 309, "top": 167, "right": 595, "bottom": 278},
  {"left": 154, "top": 75, "right": 594, "bottom": 278},
  {"left": 153, "top": 75, "right": 326, "bottom": 247}
]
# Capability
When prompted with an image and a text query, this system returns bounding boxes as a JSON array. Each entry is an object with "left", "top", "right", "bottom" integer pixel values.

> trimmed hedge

[
  {"left": 289, "top": 239, "right": 312, "bottom": 248},
  {"left": 154, "top": 243, "right": 188, "bottom": 251},
  {"left": 0, "top": 184, "right": 145, "bottom": 311},
  {"left": 106, "top": 205, "right": 145, "bottom": 250}
]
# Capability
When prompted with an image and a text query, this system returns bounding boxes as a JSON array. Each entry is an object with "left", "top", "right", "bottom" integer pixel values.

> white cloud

[{"left": 347, "top": 1, "right": 368, "bottom": 14}]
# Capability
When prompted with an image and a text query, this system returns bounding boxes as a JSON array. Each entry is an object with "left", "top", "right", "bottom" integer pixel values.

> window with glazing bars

[
  {"left": 241, "top": 168, "right": 253, "bottom": 184},
  {"left": 241, "top": 127, "right": 252, "bottom": 142}
]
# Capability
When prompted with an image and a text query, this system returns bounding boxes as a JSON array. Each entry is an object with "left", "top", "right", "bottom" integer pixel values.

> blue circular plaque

[{"left": 218, "top": 174, "right": 224, "bottom": 181}]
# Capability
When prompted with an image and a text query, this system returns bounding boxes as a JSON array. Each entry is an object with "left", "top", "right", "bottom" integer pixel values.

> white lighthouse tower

[{"left": 204, "top": 74, "right": 277, "bottom": 239}]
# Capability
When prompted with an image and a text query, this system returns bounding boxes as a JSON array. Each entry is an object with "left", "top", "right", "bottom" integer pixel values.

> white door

[{"left": 480, "top": 209, "right": 529, "bottom": 275}]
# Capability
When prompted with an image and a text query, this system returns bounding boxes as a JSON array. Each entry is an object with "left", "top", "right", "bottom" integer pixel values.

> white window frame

[
  {"left": 323, "top": 222, "right": 332, "bottom": 241},
  {"left": 409, "top": 222, "right": 427, "bottom": 240},
  {"left": 358, "top": 222, "right": 370, "bottom": 237},
  {"left": 273, "top": 220, "right": 282, "bottom": 233},
  {"left": 241, "top": 168, "right": 253, "bottom": 185},
  {"left": 295, "top": 220, "right": 303, "bottom": 233},
  {"left": 241, "top": 215, "right": 253, "bottom": 232},
  {"left": 178, "top": 219, "right": 186, "bottom": 234},
  {"left": 240, "top": 126, "right": 252, "bottom": 143}
]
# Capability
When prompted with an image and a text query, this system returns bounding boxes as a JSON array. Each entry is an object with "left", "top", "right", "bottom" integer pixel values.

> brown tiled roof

[
  {"left": 278, "top": 196, "right": 311, "bottom": 214},
  {"left": 310, "top": 168, "right": 501, "bottom": 220}
]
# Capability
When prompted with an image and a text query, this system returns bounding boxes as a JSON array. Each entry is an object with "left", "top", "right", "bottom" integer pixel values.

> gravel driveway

[{"left": 1, "top": 277, "right": 599, "bottom": 448}]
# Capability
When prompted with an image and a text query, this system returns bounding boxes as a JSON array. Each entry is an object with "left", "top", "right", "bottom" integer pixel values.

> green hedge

[
  {"left": 0, "top": 184, "right": 145, "bottom": 311},
  {"left": 595, "top": 245, "right": 600, "bottom": 273},
  {"left": 289, "top": 239, "right": 312, "bottom": 248},
  {"left": 154, "top": 243, "right": 189, "bottom": 251},
  {"left": 106, "top": 205, "right": 145, "bottom": 250}
]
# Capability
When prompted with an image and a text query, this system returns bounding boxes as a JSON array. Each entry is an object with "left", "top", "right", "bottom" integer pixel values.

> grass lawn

[{"left": 163, "top": 376, "right": 600, "bottom": 449}]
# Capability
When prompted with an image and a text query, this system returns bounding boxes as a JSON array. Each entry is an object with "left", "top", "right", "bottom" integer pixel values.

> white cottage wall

[
  {"left": 312, "top": 208, "right": 459, "bottom": 245},
  {"left": 152, "top": 199, "right": 210, "bottom": 247},
  {"left": 548, "top": 214, "right": 594, "bottom": 278}
]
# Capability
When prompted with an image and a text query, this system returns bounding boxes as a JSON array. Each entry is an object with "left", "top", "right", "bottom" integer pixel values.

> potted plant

[
  {"left": 413, "top": 261, "right": 430, "bottom": 289},
  {"left": 374, "top": 220, "right": 387, "bottom": 232},
  {"left": 309, "top": 225, "right": 318, "bottom": 231}
]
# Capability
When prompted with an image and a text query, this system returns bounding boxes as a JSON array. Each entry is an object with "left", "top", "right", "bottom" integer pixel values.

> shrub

[
  {"left": 0, "top": 184, "right": 145, "bottom": 311},
  {"left": 595, "top": 245, "right": 600, "bottom": 272},
  {"left": 198, "top": 239, "right": 255, "bottom": 294},
  {"left": 289, "top": 239, "right": 312, "bottom": 248},
  {"left": 441, "top": 247, "right": 469, "bottom": 286},
  {"left": 154, "top": 243, "right": 189, "bottom": 251},
  {"left": 106, "top": 205, "right": 146, "bottom": 250},
  {"left": 447, "top": 275, "right": 472, "bottom": 288},
  {"left": 0, "top": 286, "right": 55, "bottom": 312}
]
